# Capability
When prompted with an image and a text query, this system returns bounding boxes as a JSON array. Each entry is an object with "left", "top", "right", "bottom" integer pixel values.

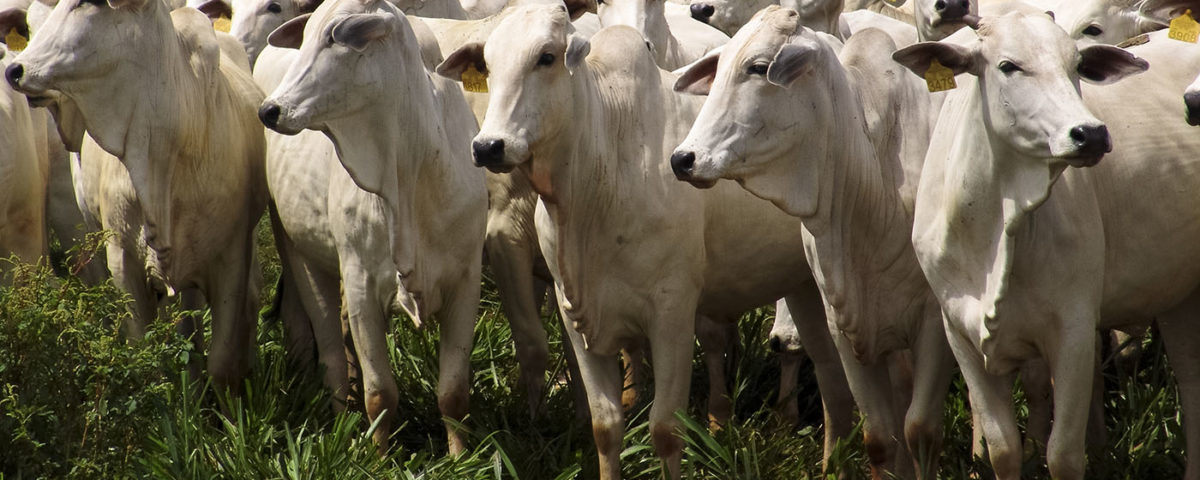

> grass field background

[{"left": 0, "top": 222, "right": 1187, "bottom": 479}]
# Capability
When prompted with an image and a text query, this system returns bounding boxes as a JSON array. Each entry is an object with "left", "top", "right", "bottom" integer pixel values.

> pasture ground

[{"left": 0, "top": 219, "right": 1186, "bottom": 479}]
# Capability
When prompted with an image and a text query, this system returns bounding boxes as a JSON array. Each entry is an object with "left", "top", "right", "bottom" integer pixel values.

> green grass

[{"left": 0, "top": 223, "right": 1187, "bottom": 479}]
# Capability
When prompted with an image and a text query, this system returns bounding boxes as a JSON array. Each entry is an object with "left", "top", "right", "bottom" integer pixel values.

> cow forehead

[
  {"left": 977, "top": 13, "right": 1077, "bottom": 65},
  {"left": 725, "top": 7, "right": 800, "bottom": 66},
  {"left": 306, "top": 0, "right": 376, "bottom": 34},
  {"left": 486, "top": 5, "right": 567, "bottom": 60}
]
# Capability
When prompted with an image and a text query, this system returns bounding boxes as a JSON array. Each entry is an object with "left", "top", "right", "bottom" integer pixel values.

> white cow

[
  {"left": 890, "top": 13, "right": 1200, "bottom": 480},
  {"left": 597, "top": 0, "right": 728, "bottom": 68},
  {"left": 224, "top": 0, "right": 319, "bottom": 66},
  {"left": 5, "top": 0, "right": 268, "bottom": 390},
  {"left": 0, "top": 44, "right": 46, "bottom": 271},
  {"left": 1045, "top": 0, "right": 1199, "bottom": 45},
  {"left": 260, "top": 0, "right": 488, "bottom": 454},
  {"left": 437, "top": 6, "right": 856, "bottom": 478},
  {"left": 671, "top": 6, "right": 953, "bottom": 478}
]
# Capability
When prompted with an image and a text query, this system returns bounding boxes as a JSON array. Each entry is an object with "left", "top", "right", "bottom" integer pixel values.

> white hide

[
  {"left": 0, "top": 46, "right": 46, "bottom": 270},
  {"left": 598, "top": 0, "right": 729, "bottom": 73},
  {"left": 443, "top": 6, "right": 855, "bottom": 478},
  {"left": 672, "top": 6, "right": 950, "bottom": 478},
  {"left": 8, "top": 0, "right": 268, "bottom": 389},
  {"left": 262, "top": 0, "right": 487, "bottom": 454},
  {"left": 895, "top": 13, "right": 1192, "bottom": 480}
]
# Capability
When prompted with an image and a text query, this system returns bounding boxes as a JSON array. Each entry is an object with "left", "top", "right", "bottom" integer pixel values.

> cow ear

[
  {"left": 767, "top": 38, "right": 821, "bottom": 87},
  {"left": 1138, "top": 0, "right": 1200, "bottom": 22},
  {"left": 196, "top": 0, "right": 232, "bottom": 20},
  {"left": 0, "top": 8, "right": 29, "bottom": 44},
  {"left": 1077, "top": 44, "right": 1148, "bottom": 85},
  {"left": 673, "top": 46, "right": 719, "bottom": 95},
  {"left": 268, "top": 13, "right": 310, "bottom": 49},
  {"left": 331, "top": 12, "right": 392, "bottom": 52},
  {"left": 563, "top": 0, "right": 596, "bottom": 20},
  {"left": 565, "top": 33, "right": 589, "bottom": 74},
  {"left": 435, "top": 42, "right": 485, "bottom": 81},
  {"left": 892, "top": 41, "right": 976, "bottom": 77}
]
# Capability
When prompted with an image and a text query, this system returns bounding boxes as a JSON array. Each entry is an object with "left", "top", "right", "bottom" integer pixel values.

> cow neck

[
  {"left": 789, "top": 60, "right": 926, "bottom": 362},
  {"left": 328, "top": 66, "right": 447, "bottom": 297},
  {"left": 71, "top": 3, "right": 210, "bottom": 273},
  {"left": 530, "top": 57, "right": 674, "bottom": 343},
  {"left": 919, "top": 78, "right": 1064, "bottom": 337}
]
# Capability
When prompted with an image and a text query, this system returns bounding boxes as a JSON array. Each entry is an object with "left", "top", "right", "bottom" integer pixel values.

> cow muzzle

[
  {"left": 471, "top": 137, "right": 516, "bottom": 173},
  {"left": 1064, "top": 124, "right": 1110, "bottom": 167},
  {"left": 258, "top": 101, "right": 304, "bottom": 135},
  {"left": 670, "top": 149, "right": 717, "bottom": 189},
  {"left": 930, "top": 0, "right": 970, "bottom": 27},
  {"left": 689, "top": 3, "right": 714, "bottom": 23},
  {"left": 1185, "top": 91, "right": 1200, "bottom": 127}
]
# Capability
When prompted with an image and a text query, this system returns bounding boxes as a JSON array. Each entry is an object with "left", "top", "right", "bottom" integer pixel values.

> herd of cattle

[{"left": 0, "top": 0, "right": 1198, "bottom": 477}]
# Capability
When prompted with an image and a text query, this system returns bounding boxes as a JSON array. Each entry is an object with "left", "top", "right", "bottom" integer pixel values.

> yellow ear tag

[
  {"left": 214, "top": 15, "right": 232, "bottom": 33},
  {"left": 461, "top": 64, "right": 488, "bottom": 93},
  {"left": 5, "top": 27, "right": 27, "bottom": 52},
  {"left": 924, "top": 58, "right": 956, "bottom": 93},
  {"left": 1169, "top": 9, "right": 1199, "bottom": 43}
]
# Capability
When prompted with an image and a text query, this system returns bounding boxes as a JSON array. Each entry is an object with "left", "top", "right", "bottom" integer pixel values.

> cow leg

[
  {"left": 831, "top": 334, "right": 910, "bottom": 479},
  {"left": 205, "top": 228, "right": 258, "bottom": 395},
  {"left": 946, "top": 326, "right": 1020, "bottom": 480},
  {"left": 486, "top": 228, "right": 548, "bottom": 418},
  {"left": 1043, "top": 320, "right": 1096, "bottom": 480},
  {"left": 108, "top": 240, "right": 154, "bottom": 340},
  {"left": 176, "top": 288, "right": 206, "bottom": 383},
  {"left": 904, "top": 307, "right": 954, "bottom": 480},
  {"left": 1157, "top": 297, "right": 1200, "bottom": 480},
  {"left": 622, "top": 346, "right": 647, "bottom": 411},
  {"left": 774, "top": 352, "right": 802, "bottom": 426},
  {"left": 270, "top": 205, "right": 317, "bottom": 374},
  {"left": 288, "top": 253, "right": 349, "bottom": 411},
  {"left": 342, "top": 261, "right": 397, "bottom": 452},
  {"left": 562, "top": 313, "right": 624, "bottom": 480},
  {"left": 649, "top": 309, "right": 696, "bottom": 480},
  {"left": 1020, "top": 357, "right": 1051, "bottom": 453},
  {"left": 438, "top": 275, "right": 482, "bottom": 456},
  {"left": 696, "top": 315, "right": 734, "bottom": 430},
  {"left": 785, "top": 290, "right": 854, "bottom": 469}
]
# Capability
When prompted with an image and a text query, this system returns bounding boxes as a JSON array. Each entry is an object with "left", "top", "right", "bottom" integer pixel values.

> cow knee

[
  {"left": 650, "top": 421, "right": 683, "bottom": 460},
  {"left": 863, "top": 431, "right": 897, "bottom": 472},
  {"left": 364, "top": 384, "right": 399, "bottom": 422},
  {"left": 1047, "top": 445, "right": 1085, "bottom": 480},
  {"left": 592, "top": 415, "right": 623, "bottom": 456},
  {"left": 438, "top": 385, "right": 470, "bottom": 422},
  {"left": 207, "top": 351, "right": 249, "bottom": 394}
]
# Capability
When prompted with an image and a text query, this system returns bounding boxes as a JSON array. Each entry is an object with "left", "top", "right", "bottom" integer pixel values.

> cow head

[
  {"left": 1054, "top": 0, "right": 1198, "bottom": 46},
  {"left": 437, "top": 4, "right": 589, "bottom": 175},
  {"left": 229, "top": 0, "right": 321, "bottom": 66},
  {"left": 4, "top": 0, "right": 172, "bottom": 103},
  {"left": 895, "top": 11, "right": 1147, "bottom": 168},
  {"left": 670, "top": 6, "right": 839, "bottom": 214},
  {"left": 914, "top": 0, "right": 976, "bottom": 40},
  {"left": 684, "top": 0, "right": 774, "bottom": 36}
]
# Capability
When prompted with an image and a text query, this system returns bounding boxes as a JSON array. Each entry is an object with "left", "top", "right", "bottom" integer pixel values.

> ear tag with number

[
  {"left": 214, "top": 15, "right": 232, "bottom": 33},
  {"left": 5, "top": 28, "right": 27, "bottom": 52},
  {"left": 1169, "top": 9, "right": 1199, "bottom": 43},
  {"left": 924, "top": 59, "right": 956, "bottom": 93},
  {"left": 462, "top": 64, "right": 488, "bottom": 93}
]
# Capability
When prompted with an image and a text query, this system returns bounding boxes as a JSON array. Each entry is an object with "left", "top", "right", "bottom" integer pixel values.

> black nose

[
  {"left": 769, "top": 336, "right": 782, "bottom": 353},
  {"left": 1069, "top": 125, "right": 1111, "bottom": 157},
  {"left": 670, "top": 150, "right": 695, "bottom": 179},
  {"left": 5, "top": 63, "right": 24, "bottom": 89},
  {"left": 1186, "top": 92, "right": 1200, "bottom": 126},
  {"left": 689, "top": 3, "right": 714, "bottom": 22},
  {"left": 259, "top": 103, "right": 281, "bottom": 129},
  {"left": 472, "top": 139, "right": 505, "bottom": 166},
  {"left": 935, "top": 0, "right": 969, "bottom": 19}
]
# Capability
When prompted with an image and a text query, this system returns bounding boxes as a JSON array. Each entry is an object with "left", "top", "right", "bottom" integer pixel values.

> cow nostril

[
  {"left": 670, "top": 150, "right": 696, "bottom": 178},
  {"left": 472, "top": 139, "right": 505, "bottom": 165},
  {"left": 959, "top": 0, "right": 969, "bottom": 8},
  {"left": 1069, "top": 126, "right": 1087, "bottom": 144},
  {"left": 689, "top": 3, "right": 714, "bottom": 21},
  {"left": 5, "top": 63, "right": 24, "bottom": 88},
  {"left": 934, "top": 0, "right": 947, "bottom": 11},
  {"left": 1186, "top": 92, "right": 1200, "bottom": 126},
  {"left": 768, "top": 337, "right": 782, "bottom": 353},
  {"left": 259, "top": 103, "right": 281, "bottom": 128},
  {"left": 1070, "top": 125, "right": 1110, "bottom": 154}
]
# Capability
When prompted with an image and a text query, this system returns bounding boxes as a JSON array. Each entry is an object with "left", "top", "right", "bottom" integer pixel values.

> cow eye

[
  {"left": 77, "top": 0, "right": 105, "bottom": 8},
  {"left": 537, "top": 52, "right": 555, "bottom": 66},
  {"left": 1082, "top": 25, "right": 1102, "bottom": 36},
  {"left": 746, "top": 63, "right": 768, "bottom": 75},
  {"left": 267, "top": 2, "right": 282, "bottom": 12},
  {"left": 998, "top": 60, "right": 1022, "bottom": 74}
]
